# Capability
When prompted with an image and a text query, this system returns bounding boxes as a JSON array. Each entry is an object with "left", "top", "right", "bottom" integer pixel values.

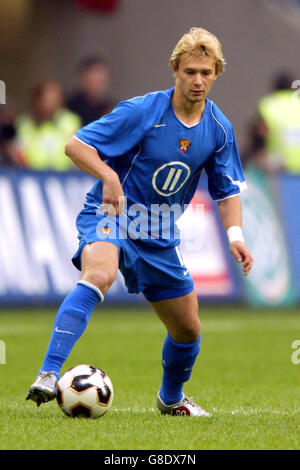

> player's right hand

[{"left": 102, "top": 172, "right": 125, "bottom": 216}]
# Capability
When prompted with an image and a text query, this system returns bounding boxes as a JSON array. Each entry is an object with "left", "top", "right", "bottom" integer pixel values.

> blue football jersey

[{"left": 75, "top": 87, "right": 246, "bottom": 248}]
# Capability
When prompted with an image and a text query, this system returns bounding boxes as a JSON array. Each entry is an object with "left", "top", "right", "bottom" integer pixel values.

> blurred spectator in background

[
  {"left": 0, "top": 104, "right": 23, "bottom": 167},
  {"left": 17, "top": 80, "right": 81, "bottom": 171},
  {"left": 243, "top": 72, "right": 300, "bottom": 173},
  {"left": 67, "top": 56, "right": 114, "bottom": 125}
]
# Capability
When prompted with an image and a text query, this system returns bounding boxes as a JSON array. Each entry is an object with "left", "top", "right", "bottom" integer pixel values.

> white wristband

[{"left": 227, "top": 226, "right": 244, "bottom": 244}]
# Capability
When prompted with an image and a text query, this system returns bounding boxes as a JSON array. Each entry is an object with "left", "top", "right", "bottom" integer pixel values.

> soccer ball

[{"left": 56, "top": 364, "right": 113, "bottom": 418}]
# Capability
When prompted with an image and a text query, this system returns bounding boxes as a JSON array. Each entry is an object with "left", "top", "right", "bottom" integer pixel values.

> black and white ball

[{"left": 56, "top": 365, "right": 113, "bottom": 418}]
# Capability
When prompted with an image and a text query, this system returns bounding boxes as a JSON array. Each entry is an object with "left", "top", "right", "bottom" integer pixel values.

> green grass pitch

[{"left": 0, "top": 305, "right": 299, "bottom": 450}]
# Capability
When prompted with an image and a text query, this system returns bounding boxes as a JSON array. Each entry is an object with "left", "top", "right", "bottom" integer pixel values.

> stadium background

[
  {"left": 0, "top": 0, "right": 300, "bottom": 307},
  {"left": 1, "top": 0, "right": 300, "bottom": 452}
]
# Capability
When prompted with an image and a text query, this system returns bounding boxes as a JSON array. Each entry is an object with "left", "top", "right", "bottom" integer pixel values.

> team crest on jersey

[
  {"left": 101, "top": 227, "right": 111, "bottom": 235},
  {"left": 179, "top": 139, "right": 191, "bottom": 153}
]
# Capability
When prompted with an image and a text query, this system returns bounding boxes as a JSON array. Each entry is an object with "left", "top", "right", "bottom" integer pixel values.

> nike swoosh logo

[
  {"left": 154, "top": 124, "right": 167, "bottom": 128},
  {"left": 55, "top": 326, "right": 75, "bottom": 336},
  {"left": 183, "top": 269, "right": 188, "bottom": 276}
]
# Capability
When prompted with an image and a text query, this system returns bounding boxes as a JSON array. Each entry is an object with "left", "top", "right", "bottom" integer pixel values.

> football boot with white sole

[
  {"left": 157, "top": 393, "right": 210, "bottom": 417},
  {"left": 26, "top": 371, "right": 57, "bottom": 407}
]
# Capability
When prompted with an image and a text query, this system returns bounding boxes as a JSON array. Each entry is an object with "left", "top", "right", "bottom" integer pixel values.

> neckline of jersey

[{"left": 170, "top": 96, "right": 209, "bottom": 129}]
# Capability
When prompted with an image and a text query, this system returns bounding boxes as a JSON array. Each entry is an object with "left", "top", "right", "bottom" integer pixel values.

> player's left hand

[{"left": 229, "top": 241, "right": 253, "bottom": 276}]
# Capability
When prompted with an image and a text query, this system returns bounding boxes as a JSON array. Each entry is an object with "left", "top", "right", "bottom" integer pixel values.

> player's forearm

[
  {"left": 218, "top": 195, "right": 253, "bottom": 274},
  {"left": 65, "top": 136, "right": 116, "bottom": 183},
  {"left": 217, "top": 195, "right": 242, "bottom": 231}
]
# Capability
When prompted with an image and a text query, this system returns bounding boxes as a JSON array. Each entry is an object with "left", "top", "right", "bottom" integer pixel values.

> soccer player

[{"left": 27, "top": 27, "right": 253, "bottom": 416}]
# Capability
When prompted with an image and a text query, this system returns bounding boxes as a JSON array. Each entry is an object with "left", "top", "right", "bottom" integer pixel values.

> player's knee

[
  {"left": 186, "top": 320, "right": 201, "bottom": 343},
  {"left": 186, "top": 307, "right": 201, "bottom": 341},
  {"left": 196, "top": 317, "right": 202, "bottom": 337},
  {"left": 175, "top": 317, "right": 201, "bottom": 343},
  {"left": 82, "top": 269, "right": 116, "bottom": 295}
]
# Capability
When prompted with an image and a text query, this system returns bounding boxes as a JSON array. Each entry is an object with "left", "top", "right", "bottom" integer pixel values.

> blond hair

[{"left": 169, "top": 27, "right": 226, "bottom": 75}]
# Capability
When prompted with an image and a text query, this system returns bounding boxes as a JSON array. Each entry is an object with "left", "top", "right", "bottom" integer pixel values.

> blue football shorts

[{"left": 72, "top": 205, "right": 194, "bottom": 302}]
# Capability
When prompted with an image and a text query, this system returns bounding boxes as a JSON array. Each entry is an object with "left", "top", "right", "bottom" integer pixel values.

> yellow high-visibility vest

[
  {"left": 258, "top": 90, "right": 300, "bottom": 173},
  {"left": 17, "top": 109, "right": 81, "bottom": 171}
]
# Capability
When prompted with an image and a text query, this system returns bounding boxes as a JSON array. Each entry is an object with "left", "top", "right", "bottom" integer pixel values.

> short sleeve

[
  {"left": 205, "top": 125, "right": 247, "bottom": 201},
  {"left": 74, "top": 99, "right": 145, "bottom": 157},
  {"left": 74, "top": 90, "right": 172, "bottom": 158}
]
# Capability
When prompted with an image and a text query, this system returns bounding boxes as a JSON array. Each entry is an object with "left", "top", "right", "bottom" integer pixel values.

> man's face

[
  {"left": 80, "top": 64, "right": 110, "bottom": 99},
  {"left": 173, "top": 54, "right": 218, "bottom": 104},
  {"left": 33, "top": 82, "right": 63, "bottom": 121}
]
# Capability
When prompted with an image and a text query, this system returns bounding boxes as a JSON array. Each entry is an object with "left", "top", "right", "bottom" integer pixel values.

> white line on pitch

[{"left": 110, "top": 407, "right": 300, "bottom": 416}]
